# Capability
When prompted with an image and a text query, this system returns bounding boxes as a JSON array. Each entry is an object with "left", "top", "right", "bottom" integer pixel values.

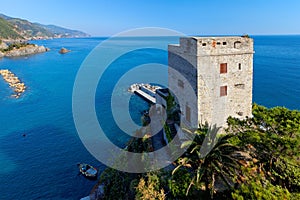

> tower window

[
  {"left": 223, "top": 42, "right": 227, "bottom": 45},
  {"left": 202, "top": 43, "right": 207, "bottom": 46},
  {"left": 234, "top": 41, "right": 242, "bottom": 49},
  {"left": 238, "top": 63, "right": 242, "bottom": 70},
  {"left": 178, "top": 79, "right": 184, "bottom": 88},
  {"left": 220, "top": 86, "right": 227, "bottom": 96},
  {"left": 186, "top": 105, "right": 191, "bottom": 123},
  {"left": 220, "top": 63, "right": 227, "bottom": 74}
]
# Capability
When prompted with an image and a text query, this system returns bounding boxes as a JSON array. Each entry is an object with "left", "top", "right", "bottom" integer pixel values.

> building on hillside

[{"left": 158, "top": 36, "right": 254, "bottom": 129}]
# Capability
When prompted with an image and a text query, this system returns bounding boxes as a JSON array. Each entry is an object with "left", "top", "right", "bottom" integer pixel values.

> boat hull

[{"left": 78, "top": 163, "right": 98, "bottom": 179}]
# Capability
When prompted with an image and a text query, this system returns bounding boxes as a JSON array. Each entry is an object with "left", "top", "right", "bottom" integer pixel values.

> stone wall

[
  {"left": 168, "top": 36, "right": 254, "bottom": 128},
  {"left": 168, "top": 39, "right": 199, "bottom": 128}
]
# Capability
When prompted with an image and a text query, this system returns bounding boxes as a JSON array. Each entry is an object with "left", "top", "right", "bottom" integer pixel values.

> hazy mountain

[
  {"left": 35, "top": 23, "right": 90, "bottom": 38},
  {"left": 0, "top": 13, "right": 90, "bottom": 40}
]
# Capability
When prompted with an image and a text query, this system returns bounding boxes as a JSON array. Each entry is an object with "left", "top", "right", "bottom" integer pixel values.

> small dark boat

[{"left": 78, "top": 163, "right": 98, "bottom": 179}]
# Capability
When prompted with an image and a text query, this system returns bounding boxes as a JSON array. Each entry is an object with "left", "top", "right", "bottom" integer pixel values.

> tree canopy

[{"left": 93, "top": 104, "right": 300, "bottom": 199}]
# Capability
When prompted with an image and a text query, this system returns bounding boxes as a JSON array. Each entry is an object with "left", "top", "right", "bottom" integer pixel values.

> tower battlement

[{"left": 169, "top": 36, "right": 254, "bottom": 57}]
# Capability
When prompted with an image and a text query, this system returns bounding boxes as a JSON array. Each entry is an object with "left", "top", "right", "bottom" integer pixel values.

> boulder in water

[{"left": 59, "top": 47, "right": 71, "bottom": 54}]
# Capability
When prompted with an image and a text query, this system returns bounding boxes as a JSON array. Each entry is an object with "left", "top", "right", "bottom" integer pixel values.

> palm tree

[{"left": 173, "top": 125, "right": 241, "bottom": 199}]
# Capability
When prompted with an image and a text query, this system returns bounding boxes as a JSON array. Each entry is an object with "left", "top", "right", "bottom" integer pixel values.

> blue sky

[{"left": 1, "top": 0, "right": 299, "bottom": 36}]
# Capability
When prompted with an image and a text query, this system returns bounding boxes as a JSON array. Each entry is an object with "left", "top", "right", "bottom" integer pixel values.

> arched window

[{"left": 234, "top": 41, "right": 242, "bottom": 49}]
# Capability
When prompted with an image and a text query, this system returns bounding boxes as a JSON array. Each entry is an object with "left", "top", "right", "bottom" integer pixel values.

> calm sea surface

[{"left": 0, "top": 36, "right": 299, "bottom": 199}]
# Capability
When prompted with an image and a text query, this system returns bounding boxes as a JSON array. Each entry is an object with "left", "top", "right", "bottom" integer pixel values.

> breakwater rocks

[
  {"left": 4, "top": 44, "right": 49, "bottom": 57},
  {"left": 0, "top": 69, "right": 26, "bottom": 98}
]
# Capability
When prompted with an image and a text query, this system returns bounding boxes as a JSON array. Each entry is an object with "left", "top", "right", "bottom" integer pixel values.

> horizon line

[{"left": 74, "top": 33, "right": 300, "bottom": 38}]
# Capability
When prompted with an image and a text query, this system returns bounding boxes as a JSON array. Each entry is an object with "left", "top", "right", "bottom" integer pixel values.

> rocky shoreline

[
  {"left": 0, "top": 43, "right": 49, "bottom": 58},
  {"left": 0, "top": 69, "right": 26, "bottom": 98},
  {"left": 5, "top": 44, "right": 49, "bottom": 57}
]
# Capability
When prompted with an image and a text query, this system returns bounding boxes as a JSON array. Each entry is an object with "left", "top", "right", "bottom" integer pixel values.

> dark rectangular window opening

[
  {"left": 238, "top": 63, "right": 242, "bottom": 70},
  {"left": 220, "top": 63, "right": 227, "bottom": 74},
  {"left": 217, "top": 42, "right": 221, "bottom": 45},
  {"left": 186, "top": 105, "right": 191, "bottom": 123},
  {"left": 178, "top": 79, "right": 184, "bottom": 88},
  {"left": 223, "top": 42, "right": 227, "bottom": 45},
  {"left": 220, "top": 86, "right": 227, "bottom": 97},
  {"left": 234, "top": 83, "right": 245, "bottom": 89},
  {"left": 202, "top": 43, "right": 207, "bottom": 46}
]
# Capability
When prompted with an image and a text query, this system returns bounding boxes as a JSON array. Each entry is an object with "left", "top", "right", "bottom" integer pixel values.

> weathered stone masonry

[{"left": 168, "top": 36, "right": 254, "bottom": 128}]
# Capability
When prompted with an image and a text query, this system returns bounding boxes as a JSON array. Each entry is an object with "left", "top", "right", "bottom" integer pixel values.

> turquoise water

[{"left": 0, "top": 36, "right": 300, "bottom": 199}]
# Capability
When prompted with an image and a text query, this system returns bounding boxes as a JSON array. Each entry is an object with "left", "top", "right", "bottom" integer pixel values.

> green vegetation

[
  {"left": 126, "top": 128, "right": 153, "bottom": 153},
  {"left": 232, "top": 177, "right": 290, "bottom": 200},
  {"left": 99, "top": 170, "right": 167, "bottom": 200},
  {"left": 165, "top": 92, "right": 180, "bottom": 123},
  {"left": 0, "top": 17, "right": 22, "bottom": 39},
  {"left": 228, "top": 104, "right": 300, "bottom": 199},
  {"left": 94, "top": 104, "right": 300, "bottom": 199},
  {"left": 1, "top": 42, "right": 32, "bottom": 52},
  {"left": 168, "top": 168, "right": 192, "bottom": 198},
  {"left": 99, "top": 168, "right": 136, "bottom": 200},
  {"left": 164, "top": 124, "right": 172, "bottom": 143},
  {"left": 8, "top": 18, "right": 53, "bottom": 38},
  {"left": 136, "top": 173, "right": 166, "bottom": 200},
  {"left": 173, "top": 126, "right": 242, "bottom": 199},
  {"left": 97, "top": 128, "right": 157, "bottom": 199}
]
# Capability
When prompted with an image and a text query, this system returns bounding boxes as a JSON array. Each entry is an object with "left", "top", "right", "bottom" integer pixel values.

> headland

[{"left": 0, "top": 42, "right": 49, "bottom": 57}]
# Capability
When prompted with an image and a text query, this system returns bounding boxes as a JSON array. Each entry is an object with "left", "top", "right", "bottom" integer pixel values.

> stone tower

[{"left": 168, "top": 36, "right": 254, "bottom": 128}]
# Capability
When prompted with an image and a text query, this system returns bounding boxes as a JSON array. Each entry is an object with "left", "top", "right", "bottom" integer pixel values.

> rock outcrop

[
  {"left": 0, "top": 42, "right": 8, "bottom": 50},
  {"left": 0, "top": 41, "right": 7, "bottom": 58},
  {"left": 4, "top": 44, "right": 49, "bottom": 57},
  {"left": 59, "top": 47, "right": 71, "bottom": 54}
]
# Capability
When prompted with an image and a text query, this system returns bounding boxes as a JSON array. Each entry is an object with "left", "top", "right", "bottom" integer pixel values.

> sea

[{"left": 0, "top": 35, "right": 300, "bottom": 199}]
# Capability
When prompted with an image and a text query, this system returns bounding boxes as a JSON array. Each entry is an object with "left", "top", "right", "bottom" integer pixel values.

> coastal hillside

[
  {"left": 35, "top": 24, "right": 89, "bottom": 38},
  {"left": 0, "top": 13, "right": 90, "bottom": 40},
  {"left": 0, "top": 16, "right": 22, "bottom": 40}
]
